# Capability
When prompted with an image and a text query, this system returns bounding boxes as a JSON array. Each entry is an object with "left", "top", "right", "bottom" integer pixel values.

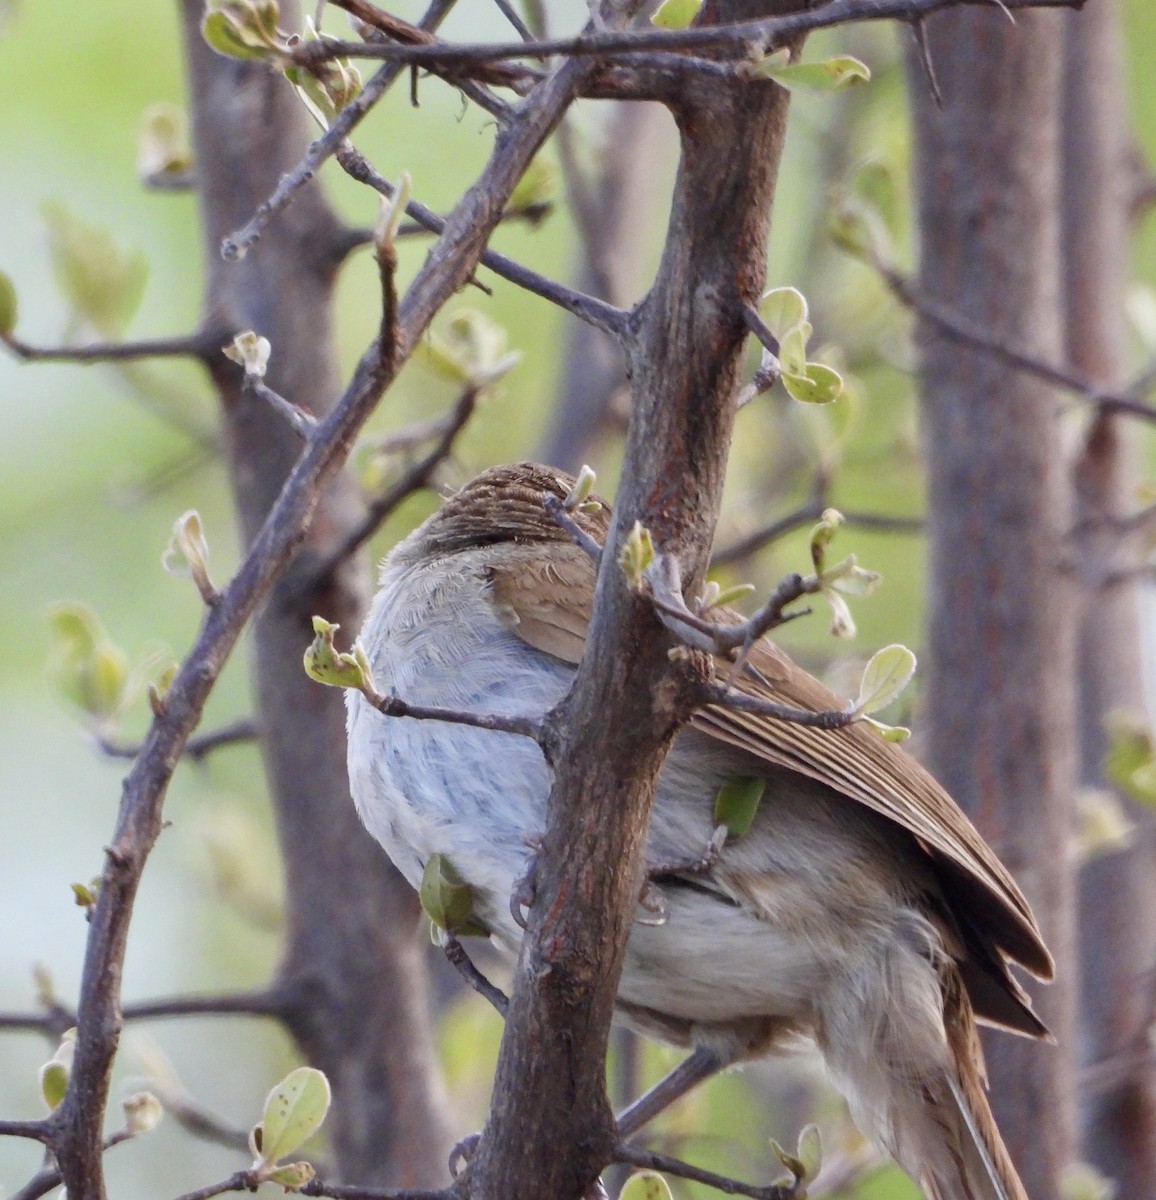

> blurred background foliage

[{"left": 1, "top": 1, "right": 1154, "bottom": 1197}]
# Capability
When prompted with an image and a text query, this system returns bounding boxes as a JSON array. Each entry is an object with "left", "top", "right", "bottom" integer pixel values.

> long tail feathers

[
  {"left": 917, "top": 980, "right": 1031, "bottom": 1200},
  {"left": 931, "top": 1070, "right": 1029, "bottom": 1200}
]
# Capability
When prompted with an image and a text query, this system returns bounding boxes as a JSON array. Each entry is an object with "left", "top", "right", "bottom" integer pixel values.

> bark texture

[
  {"left": 178, "top": 2, "right": 455, "bottom": 1184},
  {"left": 907, "top": 9, "right": 1077, "bottom": 1195},
  {"left": 468, "top": 6, "right": 806, "bottom": 1198},
  {"left": 1064, "top": 3, "right": 1156, "bottom": 1191}
]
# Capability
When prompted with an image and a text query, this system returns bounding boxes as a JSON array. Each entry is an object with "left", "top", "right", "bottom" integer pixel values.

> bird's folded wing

[{"left": 486, "top": 549, "right": 1053, "bottom": 985}]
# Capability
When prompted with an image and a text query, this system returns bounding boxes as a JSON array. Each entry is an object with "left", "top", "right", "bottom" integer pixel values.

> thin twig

[
  {"left": 442, "top": 936, "right": 510, "bottom": 1016},
  {"left": 543, "top": 493, "right": 604, "bottom": 559},
  {"left": 300, "top": 1180, "right": 454, "bottom": 1200},
  {"left": 11, "top": 1165, "right": 65, "bottom": 1200},
  {"left": 222, "top": 0, "right": 461, "bottom": 261},
  {"left": 713, "top": 502, "right": 922, "bottom": 565},
  {"left": 314, "top": 385, "right": 478, "bottom": 579},
  {"left": 0, "top": 1007, "right": 75, "bottom": 1038},
  {"left": 10, "top": 1128, "right": 136, "bottom": 1200},
  {"left": 169, "top": 1170, "right": 259, "bottom": 1200},
  {"left": 701, "top": 682, "right": 857, "bottom": 730},
  {"left": 615, "top": 1142, "right": 799, "bottom": 1200},
  {"left": 647, "top": 554, "right": 816, "bottom": 655},
  {"left": 881, "top": 262, "right": 1156, "bottom": 422},
  {"left": 364, "top": 688, "right": 543, "bottom": 741},
  {"left": 333, "top": 146, "right": 628, "bottom": 338},
  {"left": 0, "top": 1120, "right": 51, "bottom": 1142},
  {"left": 122, "top": 989, "right": 291, "bottom": 1022},
  {"left": 246, "top": 376, "right": 318, "bottom": 438},
  {"left": 2, "top": 331, "right": 212, "bottom": 364},
  {"left": 96, "top": 718, "right": 259, "bottom": 763},
  {"left": 741, "top": 303, "right": 782, "bottom": 360},
  {"left": 491, "top": 0, "right": 535, "bottom": 42}
]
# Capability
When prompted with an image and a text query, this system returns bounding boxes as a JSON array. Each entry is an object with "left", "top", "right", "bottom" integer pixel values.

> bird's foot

[
  {"left": 449, "top": 1131, "right": 481, "bottom": 1178},
  {"left": 510, "top": 836, "right": 543, "bottom": 930},
  {"left": 645, "top": 822, "right": 728, "bottom": 880}
]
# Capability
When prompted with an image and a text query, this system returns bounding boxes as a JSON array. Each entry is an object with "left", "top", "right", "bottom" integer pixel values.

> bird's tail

[
  {"left": 822, "top": 944, "right": 1031, "bottom": 1200},
  {"left": 914, "top": 979, "right": 1030, "bottom": 1200}
]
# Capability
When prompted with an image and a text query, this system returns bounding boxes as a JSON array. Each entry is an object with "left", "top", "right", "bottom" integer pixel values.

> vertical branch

[
  {"left": 1063, "top": 2, "right": 1156, "bottom": 1191},
  {"left": 469, "top": 5, "right": 806, "bottom": 1198},
  {"left": 177, "top": 1, "right": 455, "bottom": 1185},
  {"left": 539, "top": 102, "right": 675, "bottom": 469},
  {"left": 907, "top": 10, "right": 1077, "bottom": 1196}
]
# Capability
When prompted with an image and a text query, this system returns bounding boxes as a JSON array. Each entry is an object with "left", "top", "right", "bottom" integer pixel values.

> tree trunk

[
  {"left": 907, "top": 10, "right": 1077, "bottom": 1196},
  {"left": 1062, "top": 2, "right": 1156, "bottom": 1191},
  {"left": 178, "top": 1, "right": 455, "bottom": 1184}
]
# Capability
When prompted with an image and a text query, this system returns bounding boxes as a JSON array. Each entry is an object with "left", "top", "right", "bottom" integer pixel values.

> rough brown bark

[
  {"left": 178, "top": 1, "right": 455, "bottom": 1184},
  {"left": 907, "top": 9, "right": 1077, "bottom": 1195},
  {"left": 1063, "top": 2, "right": 1156, "bottom": 1190},
  {"left": 468, "top": 7, "right": 805, "bottom": 1198}
]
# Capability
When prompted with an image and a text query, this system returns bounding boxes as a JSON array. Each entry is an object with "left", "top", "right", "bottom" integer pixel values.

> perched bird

[{"left": 346, "top": 462, "right": 1052, "bottom": 1200}]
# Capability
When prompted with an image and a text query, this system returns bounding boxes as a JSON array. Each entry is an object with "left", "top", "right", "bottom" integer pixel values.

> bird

[{"left": 345, "top": 461, "right": 1052, "bottom": 1200}]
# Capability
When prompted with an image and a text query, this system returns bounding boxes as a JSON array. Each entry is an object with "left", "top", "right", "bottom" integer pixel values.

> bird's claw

[
  {"left": 449, "top": 1131, "right": 482, "bottom": 1178},
  {"left": 510, "top": 838, "right": 542, "bottom": 930}
]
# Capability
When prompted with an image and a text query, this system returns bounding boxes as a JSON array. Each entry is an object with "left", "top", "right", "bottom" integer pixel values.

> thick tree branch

[{"left": 297, "top": 0, "right": 1081, "bottom": 70}]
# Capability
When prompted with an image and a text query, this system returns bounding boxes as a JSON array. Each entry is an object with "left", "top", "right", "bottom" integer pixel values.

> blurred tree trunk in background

[
  {"left": 1063, "top": 2, "right": 1156, "bottom": 1192},
  {"left": 908, "top": 11, "right": 1078, "bottom": 1197},
  {"left": 540, "top": 102, "right": 674, "bottom": 471},
  {"left": 178, "top": 0, "right": 454, "bottom": 1184}
]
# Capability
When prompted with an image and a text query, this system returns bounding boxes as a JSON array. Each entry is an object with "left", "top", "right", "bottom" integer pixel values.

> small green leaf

[
  {"left": 201, "top": 11, "right": 262, "bottom": 57},
  {"left": 303, "top": 617, "right": 374, "bottom": 691},
  {"left": 759, "top": 286, "right": 808, "bottom": 342},
  {"left": 563, "top": 464, "right": 598, "bottom": 511},
  {"left": 702, "top": 581, "right": 756, "bottom": 611},
  {"left": 266, "top": 1162, "right": 317, "bottom": 1190},
  {"left": 257, "top": 1067, "right": 331, "bottom": 1167},
  {"left": 416, "top": 310, "right": 521, "bottom": 389},
  {"left": 861, "top": 716, "right": 912, "bottom": 742},
  {"left": 714, "top": 777, "right": 765, "bottom": 840},
  {"left": 40, "top": 1061, "right": 69, "bottom": 1110},
  {"left": 42, "top": 203, "right": 148, "bottom": 337},
  {"left": 808, "top": 507, "right": 844, "bottom": 573},
  {"left": 48, "top": 603, "right": 129, "bottom": 721},
  {"left": 138, "top": 103, "right": 193, "bottom": 182},
  {"left": 375, "top": 172, "right": 412, "bottom": 259},
  {"left": 829, "top": 195, "right": 893, "bottom": 264},
  {"left": 619, "top": 1171, "right": 675, "bottom": 1200},
  {"left": 0, "top": 269, "right": 17, "bottom": 335},
  {"left": 650, "top": 0, "right": 701, "bottom": 29},
  {"left": 769, "top": 1138, "right": 806, "bottom": 1184},
  {"left": 39, "top": 1029, "right": 76, "bottom": 1111},
  {"left": 619, "top": 521, "right": 656, "bottom": 587},
  {"left": 778, "top": 322, "right": 811, "bottom": 376},
  {"left": 1104, "top": 711, "right": 1156, "bottom": 806},
  {"left": 782, "top": 361, "right": 844, "bottom": 405},
  {"left": 1060, "top": 1161, "right": 1117, "bottom": 1200},
  {"left": 795, "top": 1124, "right": 822, "bottom": 1182},
  {"left": 419, "top": 854, "right": 489, "bottom": 937},
  {"left": 507, "top": 157, "right": 556, "bottom": 214},
  {"left": 822, "top": 555, "right": 881, "bottom": 597},
  {"left": 72, "top": 880, "right": 100, "bottom": 910},
  {"left": 755, "top": 53, "right": 871, "bottom": 90},
  {"left": 855, "top": 645, "right": 916, "bottom": 715}
]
